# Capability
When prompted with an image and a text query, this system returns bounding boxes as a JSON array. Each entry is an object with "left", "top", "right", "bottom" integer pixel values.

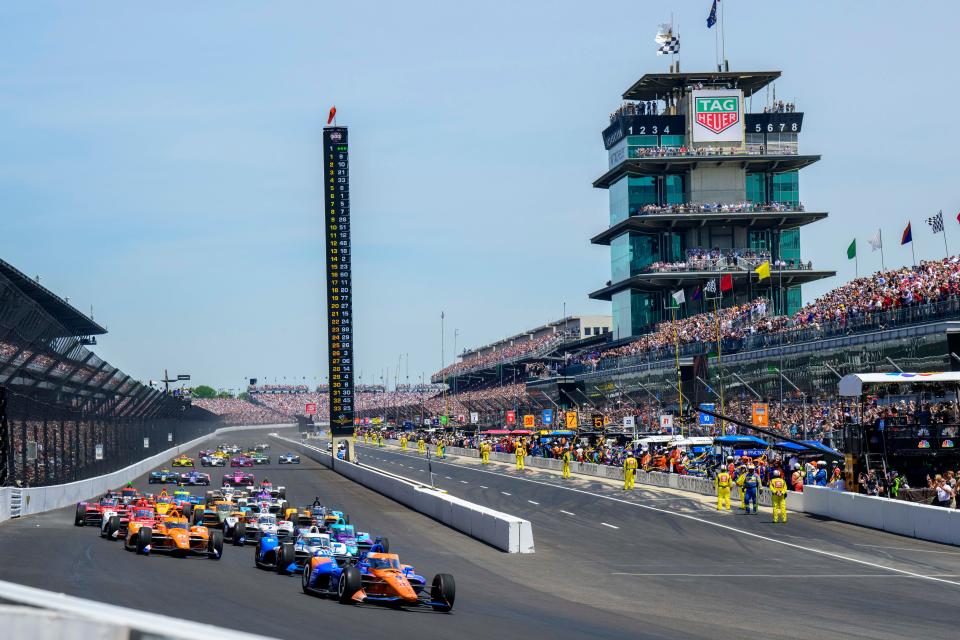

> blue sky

[{"left": 2, "top": 1, "right": 959, "bottom": 391}]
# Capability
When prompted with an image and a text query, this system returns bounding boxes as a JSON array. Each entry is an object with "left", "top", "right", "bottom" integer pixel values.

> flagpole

[
  {"left": 942, "top": 212, "right": 950, "bottom": 259},
  {"left": 672, "top": 304, "right": 682, "bottom": 421},
  {"left": 720, "top": 0, "right": 727, "bottom": 67},
  {"left": 880, "top": 229, "right": 885, "bottom": 271},
  {"left": 714, "top": 295, "right": 724, "bottom": 431}
]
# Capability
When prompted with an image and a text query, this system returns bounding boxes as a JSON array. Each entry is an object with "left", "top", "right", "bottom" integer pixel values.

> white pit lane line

[
  {"left": 356, "top": 450, "right": 960, "bottom": 588},
  {"left": 601, "top": 522, "right": 619, "bottom": 529},
  {"left": 528, "top": 500, "right": 540, "bottom": 505},
  {"left": 611, "top": 573, "right": 960, "bottom": 579},
  {"left": 560, "top": 510, "right": 576, "bottom": 516}
]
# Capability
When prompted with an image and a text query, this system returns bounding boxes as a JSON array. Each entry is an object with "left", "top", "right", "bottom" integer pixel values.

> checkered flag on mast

[
  {"left": 704, "top": 279, "right": 717, "bottom": 294},
  {"left": 655, "top": 23, "right": 679, "bottom": 56},
  {"left": 927, "top": 210, "right": 945, "bottom": 234}
]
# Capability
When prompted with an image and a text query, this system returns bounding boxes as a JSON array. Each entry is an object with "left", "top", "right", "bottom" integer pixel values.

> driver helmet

[{"left": 773, "top": 470, "right": 781, "bottom": 477}]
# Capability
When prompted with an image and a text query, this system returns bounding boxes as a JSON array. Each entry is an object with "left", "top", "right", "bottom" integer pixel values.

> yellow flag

[{"left": 754, "top": 260, "right": 771, "bottom": 281}]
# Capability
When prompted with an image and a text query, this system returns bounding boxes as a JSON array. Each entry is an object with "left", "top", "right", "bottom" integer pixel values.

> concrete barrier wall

[
  {"left": 802, "top": 485, "right": 959, "bottom": 547},
  {"left": 1, "top": 423, "right": 291, "bottom": 524},
  {"left": 278, "top": 437, "right": 534, "bottom": 553}
]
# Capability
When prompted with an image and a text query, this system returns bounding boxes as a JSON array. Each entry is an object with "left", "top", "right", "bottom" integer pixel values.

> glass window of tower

[
  {"left": 660, "top": 134, "right": 684, "bottom": 148},
  {"left": 611, "top": 233, "right": 661, "bottom": 281},
  {"left": 748, "top": 231, "right": 769, "bottom": 251},
  {"left": 664, "top": 175, "right": 684, "bottom": 204},
  {"left": 746, "top": 173, "right": 766, "bottom": 203},
  {"left": 772, "top": 171, "right": 799, "bottom": 204},
  {"left": 779, "top": 228, "right": 800, "bottom": 263},
  {"left": 612, "top": 290, "right": 660, "bottom": 339},
  {"left": 609, "top": 176, "right": 657, "bottom": 224}
]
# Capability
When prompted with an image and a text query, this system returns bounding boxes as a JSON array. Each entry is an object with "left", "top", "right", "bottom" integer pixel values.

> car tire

[
  {"left": 254, "top": 542, "right": 265, "bottom": 569},
  {"left": 379, "top": 537, "right": 390, "bottom": 553},
  {"left": 344, "top": 514, "right": 350, "bottom": 525},
  {"left": 232, "top": 523, "right": 244, "bottom": 546},
  {"left": 104, "top": 515, "right": 121, "bottom": 540},
  {"left": 276, "top": 542, "right": 295, "bottom": 575},
  {"left": 182, "top": 503, "right": 193, "bottom": 518},
  {"left": 431, "top": 573, "right": 455, "bottom": 612},
  {"left": 74, "top": 504, "right": 85, "bottom": 527},
  {"left": 338, "top": 566, "right": 362, "bottom": 604},
  {"left": 137, "top": 527, "right": 152, "bottom": 554},
  {"left": 301, "top": 561, "right": 313, "bottom": 594},
  {"left": 209, "top": 529, "right": 223, "bottom": 559}
]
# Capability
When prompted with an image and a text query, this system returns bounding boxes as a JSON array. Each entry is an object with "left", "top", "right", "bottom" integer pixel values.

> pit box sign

[
  {"left": 623, "top": 415, "right": 635, "bottom": 428},
  {"left": 752, "top": 403, "right": 769, "bottom": 427},
  {"left": 143, "top": 437, "right": 150, "bottom": 449},
  {"left": 592, "top": 414, "right": 604, "bottom": 428},
  {"left": 691, "top": 89, "right": 744, "bottom": 143},
  {"left": 565, "top": 412, "right": 578, "bottom": 429},
  {"left": 523, "top": 414, "right": 535, "bottom": 428},
  {"left": 542, "top": 409, "right": 553, "bottom": 425},
  {"left": 505, "top": 410, "right": 516, "bottom": 425},
  {"left": 305, "top": 402, "right": 317, "bottom": 415},
  {"left": 699, "top": 403, "right": 716, "bottom": 426},
  {"left": 469, "top": 411, "right": 479, "bottom": 424},
  {"left": 659, "top": 414, "right": 674, "bottom": 430},
  {"left": 95, "top": 444, "right": 104, "bottom": 461}
]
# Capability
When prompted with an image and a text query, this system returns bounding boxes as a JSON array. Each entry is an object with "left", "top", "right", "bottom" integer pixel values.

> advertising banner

[
  {"left": 691, "top": 89, "right": 744, "bottom": 143},
  {"left": 95, "top": 444, "right": 104, "bottom": 461},
  {"left": 143, "top": 438, "right": 150, "bottom": 449},
  {"left": 305, "top": 402, "right": 317, "bottom": 415}
]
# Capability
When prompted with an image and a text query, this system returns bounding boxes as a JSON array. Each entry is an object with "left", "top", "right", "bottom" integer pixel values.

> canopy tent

[
  {"left": 714, "top": 435, "right": 769, "bottom": 447},
  {"left": 542, "top": 430, "right": 575, "bottom": 436},
  {"left": 510, "top": 429, "right": 533, "bottom": 435},
  {"left": 674, "top": 437, "right": 714, "bottom": 446},
  {"left": 772, "top": 440, "right": 840, "bottom": 455},
  {"left": 480, "top": 429, "right": 511, "bottom": 435},
  {"left": 838, "top": 371, "right": 960, "bottom": 397}
]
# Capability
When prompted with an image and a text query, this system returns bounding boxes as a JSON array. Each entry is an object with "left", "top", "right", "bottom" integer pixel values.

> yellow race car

[{"left": 171, "top": 455, "right": 194, "bottom": 467}]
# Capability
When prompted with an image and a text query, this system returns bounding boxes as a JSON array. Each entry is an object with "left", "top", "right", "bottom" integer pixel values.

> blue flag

[{"left": 707, "top": 0, "right": 718, "bottom": 28}]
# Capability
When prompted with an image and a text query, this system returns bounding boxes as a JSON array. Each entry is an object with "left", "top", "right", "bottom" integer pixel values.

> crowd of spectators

[
  {"left": 192, "top": 398, "right": 288, "bottom": 425},
  {"left": 628, "top": 144, "right": 797, "bottom": 159},
  {"left": 433, "top": 330, "right": 579, "bottom": 381},
  {"left": 761, "top": 100, "right": 797, "bottom": 113},
  {"left": 638, "top": 201, "right": 804, "bottom": 215},
  {"left": 609, "top": 100, "right": 661, "bottom": 121}
]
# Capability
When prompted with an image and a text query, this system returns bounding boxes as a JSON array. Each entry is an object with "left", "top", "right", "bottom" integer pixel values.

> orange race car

[
  {"left": 301, "top": 551, "right": 455, "bottom": 612},
  {"left": 125, "top": 509, "right": 223, "bottom": 559}
]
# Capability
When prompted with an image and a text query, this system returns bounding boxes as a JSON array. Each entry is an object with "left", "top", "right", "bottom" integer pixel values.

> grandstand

[{"left": 0, "top": 257, "right": 222, "bottom": 486}]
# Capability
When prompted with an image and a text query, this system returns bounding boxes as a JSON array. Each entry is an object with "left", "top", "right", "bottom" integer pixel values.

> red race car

[
  {"left": 75, "top": 494, "right": 125, "bottom": 527},
  {"left": 230, "top": 455, "right": 254, "bottom": 468},
  {"left": 102, "top": 499, "right": 156, "bottom": 540},
  {"left": 222, "top": 470, "right": 255, "bottom": 487}
]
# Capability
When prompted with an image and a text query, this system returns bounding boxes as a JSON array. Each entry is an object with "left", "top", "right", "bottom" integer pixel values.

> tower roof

[{"left": 622, "top": 71, "right": 781, "bottom": 101}]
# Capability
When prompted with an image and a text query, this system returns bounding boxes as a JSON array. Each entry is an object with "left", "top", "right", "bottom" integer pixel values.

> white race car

[
  {"left": 278, "top": 453, "right": 301, "bottom": 464},
  {"left": 293, "top": 526, "right": 349, "bottom": 567}
]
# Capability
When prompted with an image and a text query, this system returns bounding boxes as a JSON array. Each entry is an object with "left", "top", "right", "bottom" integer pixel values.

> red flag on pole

[
  {"left": 719, "top": 274, "right": 733, "bottom": 292},
  {"left": 327, "top": 106, "right": 337, "bottom": 125},
  {"left": 956, "top": 210, "right": 960, "bottom": 225}
]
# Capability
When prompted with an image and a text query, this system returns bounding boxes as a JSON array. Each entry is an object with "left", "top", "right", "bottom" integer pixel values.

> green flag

[
  {"left": 440, "top": 415, "right": 449, "bottom": 426},
  {"left": 847, "top": 239, "right": 856, "bottom": 260}
]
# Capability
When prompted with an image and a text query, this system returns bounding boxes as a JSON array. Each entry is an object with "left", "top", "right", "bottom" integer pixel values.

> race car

[
  {"left": 172, "top": 489, "right": 204, "bottom": 505},
  {"left": 192, "top": 500, "right": 245, "bottom": 539},
  {"left": 171, "top": 455, "right": 194, "bottom": 467},
  {"left": 152, "top": 489, "right": 178, "bottom": 516},
  {"left": 252, "top": 453, "right": 271, "bottom": 465},
  {"left": 327, "top": 523, "right": 364, "bottom": 557},
  {"left": 230, "top": 455, "right": 254, "bottom": 468},
  {"left": 178, "top": 471, "right": 212, "bottom": 486},
  {"left": 115, "top": 486, "right": 142, "bottom": 504},
  {"left": 293, "top": 527, "right": 350, "bottom": 567},
  {"left": 240, "top": 512, "right": 293, "bottom": 545},
  {"left": 75, "top": 495, "right": 123, "bottom": 527},
  {"left": 256, "top": 480, "right": 286, "bottom": 500},
  {"left": 102, "top": 500, "right": 155, "bottom": 540},
  {"left": 125, "top": 509, "right": 223, "bottom": 559},
  {"left": 149, "top": 468, "right": 180, "bottom": 484},
  {"left": 278, "top": 453, "right": 301, "bottom": 465},
  {"left": 222, "top": 470, "right": 255, "bottom": 487},
  {"left": 200, "top": 454, "right": 227, "bottom": 467},
  {"left": 254, "top": 443, "right": 270, "bottom": 452},
  {"left": 301, "top": 550, "right": 454, "bottom": 612}
]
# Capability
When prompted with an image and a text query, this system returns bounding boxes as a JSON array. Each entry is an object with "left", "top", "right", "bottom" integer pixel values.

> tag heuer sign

[
  {"left": 691, "top": 89, "right": 744, "bottom": 143},
  {"left": 695, "top": 96, "right": 739, "bottom": 133}
]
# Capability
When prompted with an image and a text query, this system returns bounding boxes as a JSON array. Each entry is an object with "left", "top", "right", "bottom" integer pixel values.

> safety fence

[{"left": 0, "top": 423, "right": 290, "bottom": 525}]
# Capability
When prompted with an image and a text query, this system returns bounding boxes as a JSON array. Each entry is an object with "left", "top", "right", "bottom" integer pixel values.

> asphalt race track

[{"left": 0, "top": 427, "right": 958, "bottom": 639}]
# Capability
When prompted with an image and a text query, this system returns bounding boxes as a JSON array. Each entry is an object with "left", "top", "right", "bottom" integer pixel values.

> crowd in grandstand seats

[
  {"left": 609, "top": 101, "right": 660, "bottom": 121},
  {"left": 762, "top": 100, "right": 796, "bottom": 113},
  {"left": 642, "top": 251, "right": 813, "bottom": 274},
  {"left": 192, "top": 398, "right": 287, "bottom": 425},
  {"left": 433, "top": 331, "right": 580, "bottom": 380},
  {"left": 247, "top": 384, "right": 310, "bottom": 394},
  {"left": 628, "top": 144, "right": 797, "bottom": 159},
  {"left": 638, "top": 201, "right": 804, "bottom": 215}
]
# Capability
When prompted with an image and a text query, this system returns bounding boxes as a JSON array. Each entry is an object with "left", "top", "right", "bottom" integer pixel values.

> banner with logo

[
  {"left": 659, "top": 414, "right": 674, "bottom": 430},
  {"left": 523, "top": 414, "right": 535, "bottom": 428},
  {"left": 469, "top": 411, "right": 479, "bottom": 424},
  {"left": 565, "top": 412, "right": 578, "bottom": 429},
  {"left": 506, "top": 410, "right": 516, "bottom": 425},
  {"left": 542, "top": 409, "right": 554, "bottom": 425},
  {"left": 691, "top": 89, "right": 744, "bottom": 143},
  {"left": 752, "top": 403, "right": 769, "bottom": 427},
  {"left": 305, "top": 402, "right": 317, "bottom": 415}
]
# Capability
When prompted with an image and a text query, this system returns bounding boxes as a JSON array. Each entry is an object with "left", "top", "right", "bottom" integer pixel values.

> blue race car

[
  {"left": 148, "top": 469, "right": 180, "bottom": 484},
  {"left": 278, "top": 453, "right": 301, "bottom": 464},
  {"left": 300, "top": 548, "right": 454, "bottom": 612}
]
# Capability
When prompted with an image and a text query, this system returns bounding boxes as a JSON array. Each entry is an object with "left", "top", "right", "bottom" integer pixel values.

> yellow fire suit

[
  {"left": 736, "top": 470, "right": 747, "bottom": 510},
  {"left": 481, "top": 442, "right": 490, "bottom": 465},
  {"left": 436, "top": 442, "right": 445, "bottom": 458},
  {"left": 770, "top": 477, "right": 788, "bottom": 523},
  {"left": 515, "top": 446, "right": 526, "bottom": 471},
  {"left": 623, "top": 455, "right": 638, "bottom": 490},
  {"left": 400, "top": 437, "right": 407, "bottom": 451},
  {"left": 417, "top": 438, "right": 425, "bottom": 455},
  {"left": 561, "top": 450, "right": 571, "bottom": 479},
  {"left": 715, "top": 471, "right": 732, "bottom": 511}
]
